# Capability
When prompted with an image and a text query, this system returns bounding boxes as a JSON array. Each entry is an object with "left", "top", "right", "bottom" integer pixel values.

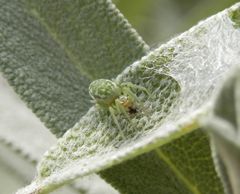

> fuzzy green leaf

[
  {"left": 0, "top": 0, "right": 147, "bottom": 193},
  {"left": 101, "top": 130, "right": 223, "bottom": 194},
  {"left": 0, "top": 75, "right": 117, "bottom": 194},
  {"left": 204, "top": 66, "right": 240, "bottom": 194},
  {"left": 0, "top": 75, "right": 56, "bottom": 162},
  {"left": 17, "top": 3, "right": 240, "bottom": 193},
  {"left": 0, "top": 0, "right": 148, "bottom": 137}
]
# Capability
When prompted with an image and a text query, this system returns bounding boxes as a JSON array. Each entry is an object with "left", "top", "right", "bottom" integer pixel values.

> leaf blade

[
  {"left": 25, "top": 0, "right": 149, "bottom": 79},
  {"left": 101, "top": 130, "right": 223, "bottom": 194},
  {"left": 204, "top": 65, "right": 240, "bottom": 194},
  {"left": 0, "top": 0, "right": 148, "bottom": 137}
]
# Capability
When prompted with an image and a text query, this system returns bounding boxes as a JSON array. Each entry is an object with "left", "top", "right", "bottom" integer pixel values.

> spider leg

[
  {"left": 121, "top": 82, "right": 150, "bottom": 96},
  {"left": 115, "top": 99, "right": 130, "bottom": 121},
  {"left": 122, "top": 87, "right": 139, "bottom": 103},
  {"left": 122, "top": 84, "right": 149, "bottom": 111},
  {"left": 109, "top": 107, "right": 120, "bottom": 130},
  {"left": 122, "top": 82, "right": 154, "bottom": 103},
  {"left": 109, "top": 107, "right": 125, "bottom": 138}
]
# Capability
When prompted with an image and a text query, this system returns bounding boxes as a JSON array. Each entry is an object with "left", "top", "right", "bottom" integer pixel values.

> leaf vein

[
  {"left": 155, "top": 148, "right": 202, "bottom": 194},
  {"left": 25, "top": 4, "right": 94, "bottom": 80}
]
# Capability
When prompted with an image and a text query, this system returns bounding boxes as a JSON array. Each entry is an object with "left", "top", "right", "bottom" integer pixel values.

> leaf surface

[
  {"left": 0, "top": 74, "right": 56, "bottom": 162},
  {"left": 204, "top": 65, "right": 240, "bottom": 194},
  {"left": 0, "top": 0, "right": 148, "bottom": 137},
  {"left": 0, "top": 0, "right": 147, "bottom": 193},
  {"left": 0, "top": 74, "right": 118, "bottom": 194},
  {"left": 101, "top": 130, "right": 223, "bottom": 194},
  {"left": 17, "top": 3, "right": 240, "bottom": 193}
]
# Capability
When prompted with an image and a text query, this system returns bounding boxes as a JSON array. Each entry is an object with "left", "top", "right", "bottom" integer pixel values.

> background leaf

[
  {"left": 0, "top": 0, "right": 147, "bottom": 193},
  {"left": 0, "top": 75, "right": 118, "bottom": 194},
  {"left": 101, "top": 130, "right": 223, "bottom": 194},
  {"left": 0, "top": 0, "right": 148, "bottom": 137},
  {"left": 204, "top": 65, "right": 240, "bottom": 194}
]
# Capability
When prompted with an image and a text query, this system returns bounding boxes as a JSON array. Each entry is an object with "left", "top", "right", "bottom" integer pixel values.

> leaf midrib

[
  {"left": 25, "top": 4, "right": 94, "bottom": 81},
  {"left": 155, "top": 148, "right": 202, "bottom": 194}
]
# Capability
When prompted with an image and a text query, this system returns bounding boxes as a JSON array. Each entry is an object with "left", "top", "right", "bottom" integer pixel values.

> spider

[{"left": 89, "top": 79, "right": 149, "bottom": 130}]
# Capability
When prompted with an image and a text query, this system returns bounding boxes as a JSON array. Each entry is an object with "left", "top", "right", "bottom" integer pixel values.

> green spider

[{"left": 89, "top": 79, "right": 149, "bottom": 130}]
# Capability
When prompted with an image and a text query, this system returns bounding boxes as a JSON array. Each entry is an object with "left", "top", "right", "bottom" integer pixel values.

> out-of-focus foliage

[
  {"left": 204, "top": 65, "right": 240, "bottom": 194},
  {"left": 114, "top": 0, "right": 239, "bottom": 44}
]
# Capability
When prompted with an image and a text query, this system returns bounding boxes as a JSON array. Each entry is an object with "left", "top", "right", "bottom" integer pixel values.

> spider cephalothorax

[
  {"left": 89, "top": 79, "right": 121, "bottom": 107},
  {"left": 89, "top": 79, "right": 149, "bottom": 131}
]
